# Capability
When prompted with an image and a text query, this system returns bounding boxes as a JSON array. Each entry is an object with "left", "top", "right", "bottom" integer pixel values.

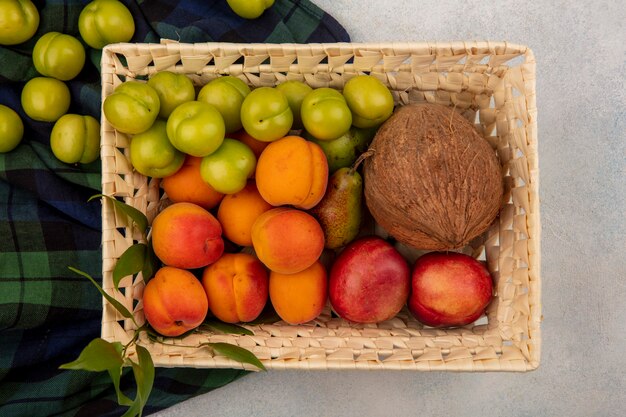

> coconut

[{"left": 363, "top": 103, "right": 503, "bottom": 250}]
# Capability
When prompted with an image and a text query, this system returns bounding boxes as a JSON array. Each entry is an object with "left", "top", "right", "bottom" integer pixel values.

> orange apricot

[
  {"left": 269, "top": 261, "right": 327, "bottom": 324},
  {"left": 251, "top": 207, "right": 324, "bottom": 274},
  {"left": 217, "top": 181, "right": 273, "bottom": 246},
  {"left": 255, "top": 135, "right": 328, "bottom": 209},
  {"left": 202, "top": 253, "right": 269, "bottom": 323},
  {"left": 142, "top": 266, "right": 209, "bottom": 337},
  {"left": 151, "top": 202, "right": 224, "bottom": 269}
]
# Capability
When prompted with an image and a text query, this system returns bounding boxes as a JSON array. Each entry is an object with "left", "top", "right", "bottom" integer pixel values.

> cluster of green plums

[
  {"left": 103, "top": 72, "right": 395, "bottom": 194},
  {"left": 0, "top": 0, "right": 135, "bottom": 162}
]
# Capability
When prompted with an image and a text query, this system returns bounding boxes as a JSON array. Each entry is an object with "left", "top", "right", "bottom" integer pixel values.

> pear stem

[{"left": 349, "top": 149, "right": 375, "bottom": 176}]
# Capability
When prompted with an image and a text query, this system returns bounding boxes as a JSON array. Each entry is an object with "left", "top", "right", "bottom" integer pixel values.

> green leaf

[
  {"left": 68, "top": 266, "right": 137, "bottom": 326},
  {"left": 201, "top": 320, "right": 254, "bottom": 336},
  {"left": 109, "top": 366, "right": 134, "bottom": 407},
  {"left": 60, "top": 338, "right": 134, "bottom": 406},
  {"left": 141, "top": 240, "right": 160, "bottom": 282},
  {"left": 59, "top": 338, "right": 124, "bottom": 372},
  {"left": 90, "top": 194, "right": 149, "bottom": 234},
  {"left": 123, "top": 344, "right": 155, "bottom": 417},
  {"left": 203, "top": 342, "right": 266, "bottom": 371},
  {"left": 114, "top": 244, "right": 147, "bottom": 290}
]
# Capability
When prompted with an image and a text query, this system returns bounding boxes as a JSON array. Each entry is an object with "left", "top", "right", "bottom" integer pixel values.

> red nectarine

[
  {"left": 409, "top": 251, "right": 493, "bottom": 327},
  {"left": 329, "top": 236, "right": 410, "bottom": 323}
]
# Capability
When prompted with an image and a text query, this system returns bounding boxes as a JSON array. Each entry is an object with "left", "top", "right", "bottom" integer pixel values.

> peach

[
  {"left": 269, "top": 261, "right": 327, "bottom": 325},
  {"left": 255, "top": 135, "right": 328, "bottom": 209},
  {"left": 142, "top": 266, "right": 209, "bottom": 337},
  {"left": 217, "top": 181, "right": 273, "bottom": 247},
  {"left": 151, "top": 202, "right": 224, "bottom": 269},
  {"left": 329, "top": 236, "right": 410, "bottom": 323},
  {"left": 409, "top": 252, "right": 493, "bottom": 327},
  {"left": 251, "top": 207, "right": 324, "bottom": 274},
  {"left": 202, "top": 253, "right": 269, "bottom": 323},
  {"left": 162, "top": 155, "right": 224, "bottom": 210}
]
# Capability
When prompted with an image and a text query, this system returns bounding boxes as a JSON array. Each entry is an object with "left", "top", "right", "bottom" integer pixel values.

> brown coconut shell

[{"left": 363, "top": 103, "right": 503, "bottom": 250}]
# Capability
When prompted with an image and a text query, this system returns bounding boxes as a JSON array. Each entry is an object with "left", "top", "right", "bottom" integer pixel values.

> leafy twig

[{"left": 61, "top": 197, "right": 266, "bottom": 416}]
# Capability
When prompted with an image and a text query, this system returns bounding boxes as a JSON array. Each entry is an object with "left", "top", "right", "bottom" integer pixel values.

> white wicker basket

[{"left": 100, "top": 40, "right": 540, "bottom": 371}]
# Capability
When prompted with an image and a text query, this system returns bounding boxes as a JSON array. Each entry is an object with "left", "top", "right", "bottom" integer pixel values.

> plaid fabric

[{"left": 0, "top": 1, "right": 349, "bottom": 416}]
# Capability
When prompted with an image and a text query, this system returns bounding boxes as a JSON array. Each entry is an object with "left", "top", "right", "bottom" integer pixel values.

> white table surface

[{"left": 155, "top": 1, "right": 626, "bottom": 416}]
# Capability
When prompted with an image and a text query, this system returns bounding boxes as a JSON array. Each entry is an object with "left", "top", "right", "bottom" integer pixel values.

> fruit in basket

[
  {"left": 251, "top": 207, "right": 324, "bottom": 274},
  {"left": 301, "top": 88, "right": 352, "bottom": 141},
  {"left": 342, "top": 75, "right": 394, "bottom": 128},
  {"left": 166, "top": 101, "right": 225, "bottom": 157},
  {"left": 217, "top": 181, "right": 273, "bottom": 247},
  {"left": 364, "top": 103, "right": 503, "bottom": 250},
  {"left": 129, "top": 119, "right": 184, "bottom": 178},
  {"left": 255, "top": 135, "right": 328, "bottom": 209},
  {"left": 329, "top": 236, "right": 410, "bottom": 323},
  {"left": 142, "top": 266, "right": 209, "bottom": 337},
  {"left": 198, "top": 76, "right": 250, "bottom": 133},
  {"left": 200, "top": 138, "right": 256, "bottom": 194},
  {"left": 103, "top": 81, "right": 159, "bottom": 134},
  {"left": 226, "top": 0, "right": 275, "bottom": 19},
  {"left": 202, "top": 253, "right": 269, "bottom": 323},
  {"left": 32, "top": 32, "right": 86, "bottom": 81},
  {"left": 0, "top": 104, "right": 24, "bottom": 153},
  {"left": 151, "top": 202, "right": 224, "bottom": 269},
  {"left": 50, "top": 114, "right": 100, "bottom": 164},
  {"left": 161, "top": 155, "right": 224, "bottom": 210},
  {"left": 147, "top": 71, "right": 196, "bottom": 119},
  {"left": 304, "top": 126, "right": 376, "bottom": 174},
  {"left": 408, "top": 252, "right": 493, "bottom": 327},
  {"left": 21, "top": 77, "right": 71, "bottom": 122},
  {"left": 78, "top": 0, "right": 135, "bottom": 49},
  {"left": 269, "top": 261, "right": 327, "bottom": 325},
  {"left": 275, "top": 80, "right": 312, "bottom": 129},
  {"left": 0, "top": 0, "right": 39, "bottom": 45},
  {"left": 240, "top": 87, "right": 293, "bottom": 142},
  {"left": 309, "top": 167, "right": 363, "bottom": 249}
]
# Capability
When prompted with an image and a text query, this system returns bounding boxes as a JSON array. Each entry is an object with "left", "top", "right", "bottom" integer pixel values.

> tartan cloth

[{"left": 0, "top": 1, "right": 349, "bottom": 416}]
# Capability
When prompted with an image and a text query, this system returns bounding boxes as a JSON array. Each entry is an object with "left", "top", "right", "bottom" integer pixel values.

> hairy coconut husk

[{"left": 363, "top": 103, "right": 503, "bottom": 250}]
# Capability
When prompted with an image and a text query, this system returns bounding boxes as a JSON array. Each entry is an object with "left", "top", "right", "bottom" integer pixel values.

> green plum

[
  {"left": 166, "top": 101, "right": 225, "bottom": 157},
  {"left": 240, "top": 87, "right": 293, "bottom": 142},
  {"left": 129, "top": 120, "right": 184, "bottom": 178},
  {"left": 197, "top": 76, "right": 250, "bottom": 134},
  {"left": 0, "top": 0, "right": 39, "bottom": 45},
  {"left": 33, "top": 32, "right": 86, "bottom": 81},
  {"left": 78, "top": 0, "right": 135, "bottom": 49},
  {"left": 147, "top": 71, "right": 196, "bottom": 119},
  {"left": 342, "top": 75, "right": 394, "bottom": 128},
  {"left": 50, "top": 114, "right": 100, "bottom": 164},
  {"left": 200, "top": 138, "right": 256, "bottom": 194},
  {"left": 21, "top": 77, "right": 71, "bottom": 122},
  {"left": 0, "top": 104, "right": 24, "bottom": 153},
  {"left": 226, "top": 0, "right": 274, "bottom": 19},
  {"left": 301, "top": 87, "right": 352, "bottom": 141},
  {"left": 103, "top": 81, "right": 160, "bottom": 134},
  {"left": 304, "top": 126, "right": 376, "bottom": 174},
  {"left": 275, "top": 80, "right": 312, "bottom": 129}
]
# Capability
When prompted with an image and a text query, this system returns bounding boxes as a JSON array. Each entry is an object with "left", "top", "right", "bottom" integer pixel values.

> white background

[{"left": 156, "top": 1, "right": 626, "bottom": 416}]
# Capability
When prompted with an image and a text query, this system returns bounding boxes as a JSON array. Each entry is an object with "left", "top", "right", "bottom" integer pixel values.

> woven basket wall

[{"left": 100, "top": 41, "right": 541, "bottom": 371}]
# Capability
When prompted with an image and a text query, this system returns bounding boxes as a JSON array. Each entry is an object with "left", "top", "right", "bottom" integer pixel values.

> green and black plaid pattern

[{"left": 0, "top": 1, "right": 349, "bottom": 415}]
